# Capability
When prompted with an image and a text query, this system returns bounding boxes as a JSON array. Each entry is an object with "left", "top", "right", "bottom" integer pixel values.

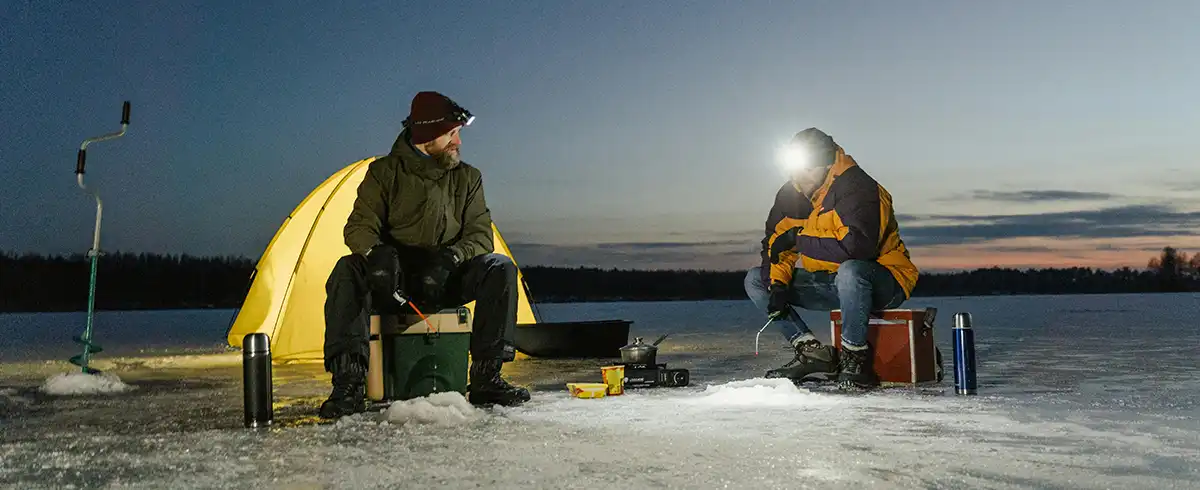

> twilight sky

[{"left": 3, "top": 1, "right": 1199, "bottom": 272}]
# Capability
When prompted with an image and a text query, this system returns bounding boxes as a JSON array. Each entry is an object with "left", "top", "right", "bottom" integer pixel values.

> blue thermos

[{"left": 952, "top": 312, "right": 977, "bottom": 395}]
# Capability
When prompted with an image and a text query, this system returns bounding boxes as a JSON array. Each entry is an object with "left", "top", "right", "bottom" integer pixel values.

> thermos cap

[
  {"left": 953, "top": 312, "right": 973, "bottom": 329},
  {"left": 243, "top": 333, "right": 271, "bottom": 355}
]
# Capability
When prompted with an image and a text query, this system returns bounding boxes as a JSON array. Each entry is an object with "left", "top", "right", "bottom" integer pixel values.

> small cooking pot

[{"left": 620, "top": 334, "right": 668, "bottom": 365}]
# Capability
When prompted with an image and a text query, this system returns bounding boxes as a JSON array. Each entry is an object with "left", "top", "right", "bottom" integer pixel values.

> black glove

[
  {"left": 769, "top": 226, "right": 802, "bottom": 263},
  {"left": 767, "top": 282, "right": 790, "bottom": 319},
  {"left": 365, "top": 244, "right": 405, "bottom": 311},
  {"left": 420, "top": 247, "right": 462, "bottom": 307}
]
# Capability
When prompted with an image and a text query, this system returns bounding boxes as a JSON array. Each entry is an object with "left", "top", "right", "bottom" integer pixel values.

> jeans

[
  {"left": 323, "top": 252, "right": 519, "bottom": 372},
  {"left": 744, "top": 259, "right": 906, "bottom": 348}
]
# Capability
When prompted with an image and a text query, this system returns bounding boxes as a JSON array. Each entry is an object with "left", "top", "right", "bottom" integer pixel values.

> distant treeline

[
  {"left": 1, "top": 252, "right": 255, "bottom": 313},
  {"left": 1, "top": 247, "right": 1196, "bottom": 312}
]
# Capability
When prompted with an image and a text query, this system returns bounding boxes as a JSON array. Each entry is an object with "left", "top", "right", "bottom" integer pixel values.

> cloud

[
  {"left": 593, "top": 239, "right": 751, "bottom": 250},
  {"left": 982, "top": 245, "right": 1057, "bottom": 253},
  {"left": 899, "top": 204, "right": 1200, "bottom": 247},
  {"left": 1163, "top": 180, "right": 1200, "bottom": 193},
  {"left": 935, "top": 189, "right": 1118, "bottom": 203},
  {"left": 506, "top": 204, "right": 1200, "bottom": 271},
  {"left": 664, "top": 229, "right": 759, "bottom": 239},
  {"left": 508, "top": 239, "right": 760, "bottom": 270}
]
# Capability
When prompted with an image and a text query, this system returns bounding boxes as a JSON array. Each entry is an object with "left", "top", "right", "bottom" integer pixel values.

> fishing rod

[
  {"left": 70, "top": 101, "right": 131, "bottom": 374},
  {"left": 754, "top": 310, "right": 785, "bottom": 356}
]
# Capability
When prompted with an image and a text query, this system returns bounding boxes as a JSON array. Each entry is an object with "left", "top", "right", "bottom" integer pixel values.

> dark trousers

[{"left": 322, "top": 252, "right": 519, "bottom": 372}]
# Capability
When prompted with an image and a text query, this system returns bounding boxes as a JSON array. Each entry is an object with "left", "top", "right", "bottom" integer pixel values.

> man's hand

[
  {"left": 420, "top": 247, "right": 462, "bottom": 306},
  {"left": 767, "top": 282, "right": 790, "bottom": 319},
  {"left": 769, "top": 226, "right": 802, "bottom": 263},
  {"left": 365, "top": 244, "right": 404, "bottom": 309}
]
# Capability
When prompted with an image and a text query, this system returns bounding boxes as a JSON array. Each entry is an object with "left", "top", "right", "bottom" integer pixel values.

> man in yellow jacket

[{"left": 744, "top": 128, "right": 918, "bottom": 389}]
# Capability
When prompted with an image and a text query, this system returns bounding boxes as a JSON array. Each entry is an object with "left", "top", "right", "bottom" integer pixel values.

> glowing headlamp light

[
  {"left": 449, "top": 99, "right": 474, "bottom": 126},
  {"left": 777, "top": 145, "right": 814, "bottom": 173},
  {"left": 454, "top": 109, "right": 475, "bottom": 126}
]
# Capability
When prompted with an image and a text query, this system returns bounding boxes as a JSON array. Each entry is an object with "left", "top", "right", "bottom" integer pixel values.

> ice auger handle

[{"left": 76, "top": 101, "right": 131, "bottom": 175}]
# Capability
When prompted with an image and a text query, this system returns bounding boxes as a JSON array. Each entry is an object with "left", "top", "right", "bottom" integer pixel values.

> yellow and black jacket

[{"left": 760, "top": 148, "right": 919, "bottom": 298}]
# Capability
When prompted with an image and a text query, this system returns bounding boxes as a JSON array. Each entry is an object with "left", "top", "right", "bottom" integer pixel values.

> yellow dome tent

[{"left": 225, "top": 157, "right": 538, "bottom": 362}]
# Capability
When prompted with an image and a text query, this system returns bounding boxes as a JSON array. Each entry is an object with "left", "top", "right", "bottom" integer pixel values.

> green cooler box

[{"left": 380, "top": 307, "right": 472, "bottom": 401}]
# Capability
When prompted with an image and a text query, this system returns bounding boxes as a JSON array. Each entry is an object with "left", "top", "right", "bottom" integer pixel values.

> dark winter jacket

[
  {"left": 343, "top": 128, "right": 492, "bottom": 261},
  {"left": 761, "top": 147, "right": 918, "bottom": 298}
]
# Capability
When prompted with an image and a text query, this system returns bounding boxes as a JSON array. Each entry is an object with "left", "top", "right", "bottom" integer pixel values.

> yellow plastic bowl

[{"left": 566, "top": 383, "right": 609, "bottom": 399}]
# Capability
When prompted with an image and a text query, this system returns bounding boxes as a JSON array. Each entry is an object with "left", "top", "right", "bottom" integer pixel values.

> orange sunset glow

[{"left": 910, "top": 236, "right": 1200, "bottom": 272}]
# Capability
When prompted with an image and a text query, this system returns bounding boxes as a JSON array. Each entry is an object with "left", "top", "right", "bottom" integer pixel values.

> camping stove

[{"left": 619, "top": 362, "right": 690, "bottom": 388}]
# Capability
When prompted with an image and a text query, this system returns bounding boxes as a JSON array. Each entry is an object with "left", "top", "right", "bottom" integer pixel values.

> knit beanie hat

[
  {"left": 404, "top": 91, "right": 473, "bottom": 145},
  {"left": 791, "top": 127, "right": 838, "bottom": 168}
]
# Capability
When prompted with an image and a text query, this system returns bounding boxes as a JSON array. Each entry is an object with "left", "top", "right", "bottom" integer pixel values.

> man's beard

[
  {"left": 794, "top": 166, "right": 830, "bottom": 197},
  {"left": 430, "top": 144, "right": 461, "bottom": 169}
]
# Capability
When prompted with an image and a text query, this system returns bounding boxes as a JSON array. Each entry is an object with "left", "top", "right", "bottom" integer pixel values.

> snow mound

[
  {"left": 40, "top": 372, "right": 133, "bottom": 395},
  {"left": 683, "top": 377, "right": 850, "bottom": 407},
  {"left": 384, "top": 392, "right": 482, "bottom": 426}
]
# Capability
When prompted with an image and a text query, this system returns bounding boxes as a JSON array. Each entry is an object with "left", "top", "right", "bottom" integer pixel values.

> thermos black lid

[{"left": 243, "top": 333, "right": 271, "bottom": 355}]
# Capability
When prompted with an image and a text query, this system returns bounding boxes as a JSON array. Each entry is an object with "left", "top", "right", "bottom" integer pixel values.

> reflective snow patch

[
  {"left": 40, "top": 372, "right": 133, "bottom": 395},
  {"left": 683, "top": 377, "right": 851, "bottom": 407},
  {"left": 384, "top": 392, "right": 482, "bottom": 426}
]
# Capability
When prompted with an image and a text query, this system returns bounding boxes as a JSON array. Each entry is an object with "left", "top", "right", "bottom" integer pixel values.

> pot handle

[{"left": 652, "top": 334, "right": 668, "bottom": 346}]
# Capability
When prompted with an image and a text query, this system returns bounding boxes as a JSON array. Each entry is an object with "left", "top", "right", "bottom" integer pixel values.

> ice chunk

[
  {"left": 40, "top": 372, "right": 133, "bottom": 395},
  {"left": 684, "top": 377, "right": 851, "bottom": 407},
  {"left": 384, "top": 392, "right": 481, "bottom": 426}
]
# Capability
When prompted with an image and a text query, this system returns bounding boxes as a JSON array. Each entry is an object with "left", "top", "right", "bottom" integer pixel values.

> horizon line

[{"left": 0, "top": 249, "right": 1167, "bottom": 274}]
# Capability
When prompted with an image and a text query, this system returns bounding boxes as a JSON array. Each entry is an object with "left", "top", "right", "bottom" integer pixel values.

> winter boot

[
  {"left": 468, "top": 359, "right": 531, "bottom": 407},
  {"left": 765, "top": 337, "right": 839, "bottom": 382},
  {"left": 837, "top": 343, "right": 879, "bottom": 390},
  {"left": 318, "top": 353, "right": 367, "bottom": 419}
]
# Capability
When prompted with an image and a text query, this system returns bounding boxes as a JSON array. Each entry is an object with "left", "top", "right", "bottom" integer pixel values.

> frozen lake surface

[{"left": 2, "top": 293, "right": 1199, "bottom": 489}]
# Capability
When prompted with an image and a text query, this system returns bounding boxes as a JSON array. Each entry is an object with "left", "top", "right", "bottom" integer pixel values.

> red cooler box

[{"left": 830, "top": 308, "right": 940, "bottom": 386}]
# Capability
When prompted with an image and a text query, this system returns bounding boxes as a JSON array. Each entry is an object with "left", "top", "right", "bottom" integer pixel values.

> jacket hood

[{"left": 390, "top": 128, "right": 450, "bottom": 181}]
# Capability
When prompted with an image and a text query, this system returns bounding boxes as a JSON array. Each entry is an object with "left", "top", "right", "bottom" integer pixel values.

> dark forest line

[{"left": 1, "top": 247, "right": 1197, "bottom": 313}]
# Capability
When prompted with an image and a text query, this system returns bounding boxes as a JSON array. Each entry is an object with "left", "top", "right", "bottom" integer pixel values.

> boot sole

[
  {"left": 468, "top": 398, "right": 529, "bottom": 408},
  {"left": 468, "top": 390, "right": 531, "bottom": 408},
  {"left": 765, "top": 370, "right": 837, "bottom": 382},
  {"left": 318, "top": 406, "right": 365, "bottom": 419},
  {"left": 836, "top": 378, "right": 879, "bottom": 391}
]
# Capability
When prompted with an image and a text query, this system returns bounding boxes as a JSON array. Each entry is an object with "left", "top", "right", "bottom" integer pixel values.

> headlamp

[
  {"left": 776, "top": 144, "right": 813, "bottom": 174},
  {"left": 402, "top": 100, "right": 475, "bottom": 128},
  {"left": 449, "top": 100, "right": 475, "bottom": 126}
]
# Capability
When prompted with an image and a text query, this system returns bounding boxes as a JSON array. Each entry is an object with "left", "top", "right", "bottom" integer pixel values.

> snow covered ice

[
  {"left": 39, "top": 372, "right": 133, "bottom": 396},
  {"left": 333, "top": 392, "right": 483, "bottom": 427},
  {"left": 2, "top": 294, "right": 1199, "bottom": 489},
  {"left": 383, "top": 392, "right": 482, "bottom": 426}
]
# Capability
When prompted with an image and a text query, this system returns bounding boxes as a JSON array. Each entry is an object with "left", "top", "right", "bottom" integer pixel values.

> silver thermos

[{"left": 242, "top": 333, "right": 273, "bottom": 428}]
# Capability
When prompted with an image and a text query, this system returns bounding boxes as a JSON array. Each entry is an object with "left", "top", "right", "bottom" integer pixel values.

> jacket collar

[
  {"left": 797, "top": 147, "right": 858, "bottom": 208},
  {"left": 390, "top": 128, "right": 449, "bottom": 181}
]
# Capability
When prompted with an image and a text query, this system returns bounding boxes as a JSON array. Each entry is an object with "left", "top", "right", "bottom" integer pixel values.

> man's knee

[
  {"left": 835, "top": 259, "right": 875, "bottom": 277},
  {"left": 834, "top": 260, "right": 876, "bottom": 286},
  {"left": 327, "top": 253, "right": 367, "bottom": 286},
  {"left": 336, "top": 253, "right": 367, "bottom": 270},
  {"left": 482, "top": 253, "right": 517, "bottom": 279},
  {"left": 744, "top": 266, "right": 768, "bottom": 292}
]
